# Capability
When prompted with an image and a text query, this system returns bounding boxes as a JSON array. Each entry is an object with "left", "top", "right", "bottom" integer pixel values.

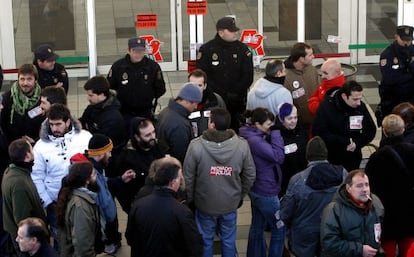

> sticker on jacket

[{"left": 210, "top": 166, "right": 233, "bottom": 176}]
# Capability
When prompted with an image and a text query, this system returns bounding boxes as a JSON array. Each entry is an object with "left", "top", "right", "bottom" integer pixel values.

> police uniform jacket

[
  {"left": 107, "top": 55, "right": 166, "bottom": 116},
  {"left": 196, "top": 34, "right": 253, "bottom": 112},
  {"left": 34, "top": 62, "right": 69, "bottom": 94},
  {"left": 379, "top": 41, "right": 414, "bottom": 114}
]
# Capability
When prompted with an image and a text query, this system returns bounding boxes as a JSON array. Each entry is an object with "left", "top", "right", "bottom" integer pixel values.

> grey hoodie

[{"left": 183, "top": 129, "right": 256, "bottom": 215}]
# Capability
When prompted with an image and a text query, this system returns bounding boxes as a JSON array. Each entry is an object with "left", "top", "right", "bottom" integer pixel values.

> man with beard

[
  {"left": 1, "top": 64, "right": 45, "bottom": 145},
  {"left": 2, "top": 139, "right": 47, "bottom": 256},
  {"left": 111, "top": 117, "right": 168, "bottom": 213},
  {"left": 378, "top": 25, "right": 414, "bottom": 120},
  {"left": 31, "top": 103, "right": 92, "bottom": 250},
  {"left": 71, "top": 134, "right": 135, "bottom": 255}
]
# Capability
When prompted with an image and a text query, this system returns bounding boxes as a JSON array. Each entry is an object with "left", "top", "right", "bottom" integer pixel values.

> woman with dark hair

[
  {"left": 240, "top": 107, "right": 286, "bottom": 257},
  {"left": 57, "top": 161, "right": 101, "bottom": 257}
]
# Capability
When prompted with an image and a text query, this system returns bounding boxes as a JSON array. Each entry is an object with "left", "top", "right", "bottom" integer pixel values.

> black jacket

[
  {"left": 110, "top": 140, "right": 167, "bottom": 213},
  {"left": 34, "top": 62, "right": 69, "bottom": 94},
  {"left": 126, "top": 188, "right": 203, "bottom": 257},
  {"left": 80, "top": 94, "right": 126, "bottom": 154},
  {"left": 196, "top": 34, "right": 253, "bottom": 112},
  {"left": 273, "top": 120, "right": 308, "bottom": 196},
  {"left": 313, "top": 89, "right": 376, "bottom": 171},
  {"left": 365, "top": 135, "right": 414, "bottom": 239},
  {"left": 107, "top": 55, "right": 166, "bottom": 116}
]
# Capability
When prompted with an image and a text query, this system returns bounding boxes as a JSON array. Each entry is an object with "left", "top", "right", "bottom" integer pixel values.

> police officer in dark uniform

[
  {"left": 33, "top": 44, "right": 69, "bottom": 94},
  {"left": 107, "top": 37, "right": 166, "bottom": 127},
  {"left": 196, "top": 16, "right": 253, "bottom": 132},
  {"left": 379, "top": 25, "right": 414, "bottom": 122}
]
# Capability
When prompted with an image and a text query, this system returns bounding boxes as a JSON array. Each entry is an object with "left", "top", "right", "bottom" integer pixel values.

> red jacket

[{"left": 308, "top": 73, "right": 345, "bottom": 115}]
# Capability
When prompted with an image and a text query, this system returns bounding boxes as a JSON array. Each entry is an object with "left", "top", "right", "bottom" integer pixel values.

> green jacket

[
  {"left": 320, "top": 184, "right": 384, "bottom": 257},
  {"left": 1, "top": 163, "right": 46, "bottom": 239},
  {"left": 59, "top": 189, "right": 100, "bottom": 257}
]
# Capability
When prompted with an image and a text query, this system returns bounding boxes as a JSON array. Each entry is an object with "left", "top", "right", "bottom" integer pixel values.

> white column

[
  {"left": 86, "top": 0, "right": 97, "bottom": 77},
  {"left": 297, "top": 0, "right": 305, "bottom": 42}
]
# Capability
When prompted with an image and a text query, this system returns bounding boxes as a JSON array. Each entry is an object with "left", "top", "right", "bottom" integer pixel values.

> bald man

[{"left": 308, "top": 59, "right": 345, "bottom": 115}]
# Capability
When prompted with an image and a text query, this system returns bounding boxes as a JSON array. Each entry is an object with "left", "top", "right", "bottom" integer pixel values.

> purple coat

[{"left": 239, "top": 126, "right": 285, "bottom": 196}]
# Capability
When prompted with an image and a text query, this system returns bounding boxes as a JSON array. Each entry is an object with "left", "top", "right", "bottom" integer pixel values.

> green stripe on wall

[
  {"left": 57, "top": 56, "right": 89, "bottom": 63},
  {"left": 348, "top": 43, "right": 389, "bottom": 50}
]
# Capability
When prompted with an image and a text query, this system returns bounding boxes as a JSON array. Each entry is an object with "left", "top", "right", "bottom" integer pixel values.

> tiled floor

[{"left": 1, "top": 63, "right": 383, "bottom": 257}]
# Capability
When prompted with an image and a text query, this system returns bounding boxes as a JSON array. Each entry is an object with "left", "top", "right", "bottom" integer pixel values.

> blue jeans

[
  {"left": 195, "top": 209, "right": 237, "bottom": 257},
  {"left": 247, "top": 192, "right": 286, "bottom": 257}
]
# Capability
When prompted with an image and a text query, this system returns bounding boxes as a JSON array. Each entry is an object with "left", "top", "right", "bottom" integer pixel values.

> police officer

[
  {"left": 33, "top": 44, "right": 69, "bottom": 94},
  {"left": 379, "top": 25, "right": 414, "bottom": 121},
  {"left": 107, "top": 37, "right": 166, "bottom": 126},
  {"left": 196, "top": 16, "right": 253, "bottom": 132}
]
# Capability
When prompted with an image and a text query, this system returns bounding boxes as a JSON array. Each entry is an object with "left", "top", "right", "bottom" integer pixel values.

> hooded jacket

[
  {"left": 59, "top": 189, "right": 100, "bottom": 257},
  {"left": 284, "top": 58, "right": 320, "bottom": 129},
  {"left": 280, "top": 160, "right": 346, "bottom": 257},
  {"left": 183, "top": 129, "right": 256, "bottom": 215},
  {"left": 31, "top": 119, "right": 92, "bottom": 207},
  {"left": 239, "top": 126, "right": 284, "bottom": 196},
  {"left": 320, "top": 184, "right": 384, "bottom": 257},
  {"left": 247, "top": 77, "right": 293, "bottom": 115}
]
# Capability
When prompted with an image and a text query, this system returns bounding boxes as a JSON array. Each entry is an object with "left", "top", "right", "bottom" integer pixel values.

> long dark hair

[{"left": 57, "top": 162, "right": 93, "bottom": 227}]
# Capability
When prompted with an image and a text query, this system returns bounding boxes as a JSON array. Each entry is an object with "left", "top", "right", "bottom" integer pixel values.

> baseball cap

[
  {"left": 128, "top": 37, "right": 147, "bottom": 50},
  {"left": 396, "top": 25, "right": 414, "bottom": 41},
  {"left": 216, "top": 16, "right": 240, "bottom": 32},
  {"left": 34, "top": 44, "right": 59, "bottom": 61}
]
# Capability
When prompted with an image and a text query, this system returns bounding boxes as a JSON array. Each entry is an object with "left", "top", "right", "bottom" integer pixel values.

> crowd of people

[{"left": 0, "top": 16, "right": 414, "bottom": 257}]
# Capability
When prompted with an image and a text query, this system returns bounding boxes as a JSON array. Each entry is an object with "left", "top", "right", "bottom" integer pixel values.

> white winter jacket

[{"left": 31, "top": 119, "right": 92, "bottom": 207}]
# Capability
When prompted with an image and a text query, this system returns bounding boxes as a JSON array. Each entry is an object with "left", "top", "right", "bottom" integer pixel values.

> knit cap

[
  {"left": 87, "top": 134, "right": 113, "bottom": 156},
  {"left": 306, "top": 136, "right": 328, "bottom": 161},
  {"left": 178, "top": 83, "right": 202, "bottom": 103}
]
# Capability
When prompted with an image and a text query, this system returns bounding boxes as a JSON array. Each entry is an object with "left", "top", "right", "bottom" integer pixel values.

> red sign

[
  {"left": 140, "top": 35, "right": 163, "bottom": 62},
  {"left": 186, "top": 1, "right": 207, "bottom": 15},
  {"left": 240, "top": 29, "right": 265, "bottom": 56},
  {"left": 187, "top": 60, "right": 197, "bottom": 73},
  {"left": 136, "top": 14, "right": 157, "bottom": 29}
]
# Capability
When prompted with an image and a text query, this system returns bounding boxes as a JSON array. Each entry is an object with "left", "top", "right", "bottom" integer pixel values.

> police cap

[
  {"left": 216, "top": 16, "right": 240, "bottom": 32},
  {"left": 396, "top": 25, "right": 414, "bottom": 41},
  {"left": 34, "top": 44, "right": 59, "bottom": 61}
]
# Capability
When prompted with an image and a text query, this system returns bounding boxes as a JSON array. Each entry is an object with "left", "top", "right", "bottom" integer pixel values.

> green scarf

[{"left": 10, "top": 81, "right": 41, "bottom": 124}]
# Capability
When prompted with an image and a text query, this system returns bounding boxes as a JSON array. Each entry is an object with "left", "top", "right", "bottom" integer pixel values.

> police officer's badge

[
  {"left": 212, "top": 53, "right": 218, "bottom": 60},
  {"left": 233, "top": 54, "right": 237, "bottom": 59},
  {"left": 380, "top": 59, "right": 387, "bottom": 66},
  {"left": 405, "top": 27, "right": 410, "bottom": 36},
  {"left": 144, "top": 74, "right": 148, "bottom": 80},
  {"left": 122, "top": 72, "right": 128, "bottom": 80},
  {"left": 393, "top": 57, "right": 398, "bottom": 64},
  {"left": 48, "top": 48, "right": 52, "bottom": 53}
]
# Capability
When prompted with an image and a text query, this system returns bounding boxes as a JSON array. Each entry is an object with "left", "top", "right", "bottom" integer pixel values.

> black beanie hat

[
  {"left": 87, "top": 134, "right": 113, "bottom": 156},
  {"left": 306, "top": 136, "right": 328, "bottom": 161}
]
